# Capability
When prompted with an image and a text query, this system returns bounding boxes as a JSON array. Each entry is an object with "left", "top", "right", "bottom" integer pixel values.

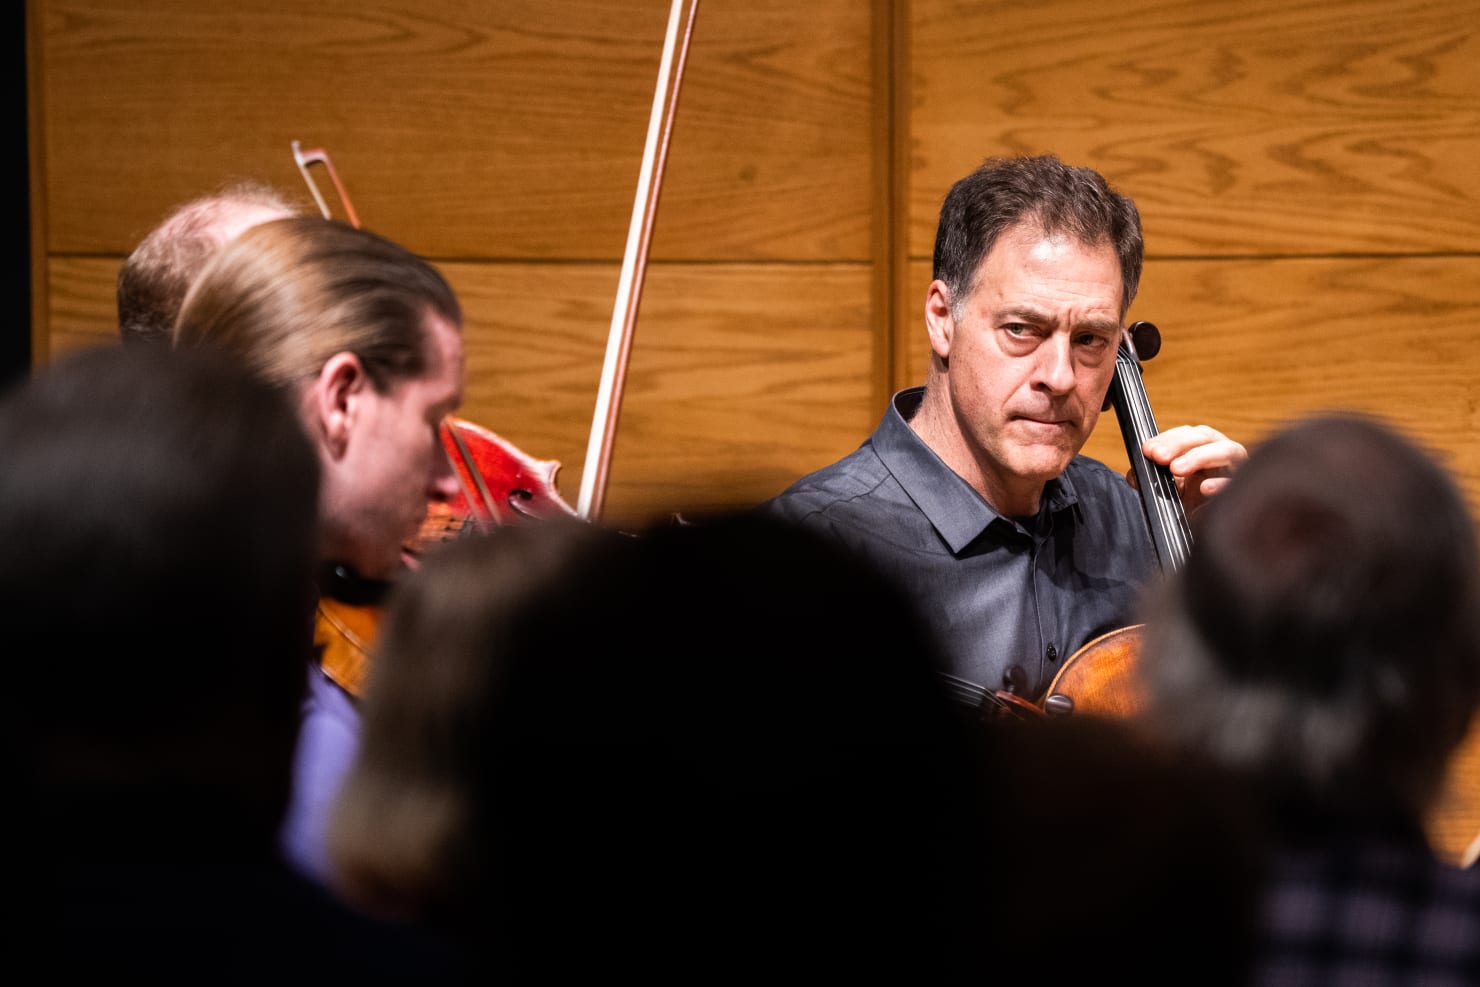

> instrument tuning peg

[{"left": 1128, "top": 321, "right": 1161, "bottom": 361}]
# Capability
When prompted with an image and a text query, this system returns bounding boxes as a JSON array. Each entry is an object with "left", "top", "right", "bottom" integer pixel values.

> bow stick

[{"left": 576, "top": 0, "right": 700, "bottom": 522}]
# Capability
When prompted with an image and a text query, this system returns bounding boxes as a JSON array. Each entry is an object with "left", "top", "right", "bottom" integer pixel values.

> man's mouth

[{"left": 1015, "top": 413, "right": 1072, "bottom": 428}]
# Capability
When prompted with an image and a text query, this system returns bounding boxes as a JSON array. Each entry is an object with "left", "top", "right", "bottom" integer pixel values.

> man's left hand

[{"left": 1135, "top": 425, "right": 1247, "bottom": 515}]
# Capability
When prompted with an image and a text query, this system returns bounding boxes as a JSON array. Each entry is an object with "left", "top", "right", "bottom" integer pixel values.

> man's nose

[
  {"left": 428, "top": 437, "right": 462, "bottom": 502},
  {"left": 1034, "top": 335, "right": 1076, "bottom": 394}
]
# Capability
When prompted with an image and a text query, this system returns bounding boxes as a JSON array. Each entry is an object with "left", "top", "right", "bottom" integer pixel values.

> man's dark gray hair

[{"left": 931, "top": 154, "right": 1144, "bottom": 319}]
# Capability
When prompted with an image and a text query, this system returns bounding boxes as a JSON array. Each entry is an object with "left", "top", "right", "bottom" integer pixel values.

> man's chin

[
  {"left": 1008, "top": 448, "right": 1077, "bottom": 486},
  {"left": 351, "top": 543, "right": 413, "bottom": 581}
]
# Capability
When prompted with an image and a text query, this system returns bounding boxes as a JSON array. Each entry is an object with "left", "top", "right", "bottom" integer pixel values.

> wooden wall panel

[
  {"left": 1124, "top": 255, "right": 1480, "bottom": 488},
  {"left": 33, "top": 0, "right": 883, "bottom": 525},
  {"left": 910, "top": 0, "right": 1480, "bottom": 259},
  {"left": 445, "top": 260, "right": 877, "bottom": 529},
  {"left": 44, "top": 256, "right": 119, "bottom": 357},
  {"left": 38, "top": 0, "right": 873, "bottom": 263}
]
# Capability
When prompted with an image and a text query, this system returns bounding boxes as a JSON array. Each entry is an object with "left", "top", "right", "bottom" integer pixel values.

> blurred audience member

[
  {"left": 1138, "top": 413, "right": 1480, "bottom": 983},
  {"left": 975, "top": 712, "right": 1261, "bottom": 984},
  {"left": 331, "top": 513, "right": 994, "bottom": 981},
  {"left": 331, "top": 510, "right": 1263, "bottom": 981},
  {"left": 0, "top": 345, "right": 457, "bottom": 979}
]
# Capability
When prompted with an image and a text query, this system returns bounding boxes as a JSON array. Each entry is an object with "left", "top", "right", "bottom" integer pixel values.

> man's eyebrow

[
  {"left": 996, "top": 305, "right": 1051, "bottom": 324},
  {"left": 1078, "top": 318, "right": 1122, "bottom": 335}
]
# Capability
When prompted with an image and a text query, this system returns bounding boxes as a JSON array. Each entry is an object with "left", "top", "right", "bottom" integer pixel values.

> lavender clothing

[
  {"left": 1254, "top": 827, "right": 1480, "bottom": 984},
  {"left": 279, "top": 663, "right": 361, "bottom": 887}
]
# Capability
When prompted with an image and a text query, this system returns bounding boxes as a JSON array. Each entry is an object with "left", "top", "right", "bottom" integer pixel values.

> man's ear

[
  {"left": 306, "top": 352, "right": 367, "bottom": 461},
  {"left": 924, "top": 280, "right": 955, "bottom": 361}
]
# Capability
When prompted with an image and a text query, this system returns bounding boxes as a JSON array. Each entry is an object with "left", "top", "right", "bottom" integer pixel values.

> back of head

[
  {"left": 334, "top": 512, "right": 990, "bottom": 978},
  {"left": 117, "top": 180, "right": 299, "bottom": 347},
  {"left": 0, "top": 344, "right": 321, "bottom": 843},
  {"left": 933, "top": 153, "right": 1143, "bottom": 317},
  {"left": 173, "top": 215, "right": 462, "bottom": 392},
  {"left": 976, "top": 713, "right": 1262, "bottom": 985},
  {"left": 329, "top": 518, "right": 609, "bottom": 929},
  {"left": 1139, "top": 413, "right": 1480, "bottom": 829}
]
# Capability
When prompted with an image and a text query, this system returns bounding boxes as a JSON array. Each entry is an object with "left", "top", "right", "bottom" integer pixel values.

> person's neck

[{"left": 908, "top": 386, "right": 1044, "bottom": 517}]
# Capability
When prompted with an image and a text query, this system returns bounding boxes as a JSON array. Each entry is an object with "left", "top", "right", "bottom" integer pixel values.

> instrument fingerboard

[{"left": 1108, "top": 334, "right": 1193, "bottom": 574}]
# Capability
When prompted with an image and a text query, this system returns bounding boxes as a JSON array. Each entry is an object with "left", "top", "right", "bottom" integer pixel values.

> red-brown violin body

[{"left": 415, "top": 416, "right": 577, "bottom": 550}]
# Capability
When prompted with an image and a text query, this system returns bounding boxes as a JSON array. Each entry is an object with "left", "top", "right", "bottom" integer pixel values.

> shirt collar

[{"left": 874, "top": 387, "right": 1081, "bottom": 554}]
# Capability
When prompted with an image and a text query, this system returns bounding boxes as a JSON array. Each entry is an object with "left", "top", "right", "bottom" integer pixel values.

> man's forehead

[
  {"left": 419, "top": 309, "right": 466, "bottom": 407},
  {"left": 985, "top": 221, "right": 1117, "bottom": 262},
  {"left": 970, "top": 229, "right": 1123, "bottom": 304}
]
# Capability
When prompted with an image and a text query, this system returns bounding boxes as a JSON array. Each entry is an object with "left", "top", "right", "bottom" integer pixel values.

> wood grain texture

[
  {"left": 44, "top": 255, "right": 122, "bottom": 358},
  {"left": 35, "top": 0, "right": 883, "bottom": 526},
  {"left": 38, "top": 0, "right": 873, "bottom": 262},
  {"left": 911, "top": 0, "right": 1480, "bottom": 258},
  {"left": 444, "top": 259, "right": 877, "bottom": 529}
]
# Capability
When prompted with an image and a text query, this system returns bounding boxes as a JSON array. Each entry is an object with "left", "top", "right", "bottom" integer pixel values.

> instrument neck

[{"left": 1108, "top": 337, "right": 1193, "bottom": 574}]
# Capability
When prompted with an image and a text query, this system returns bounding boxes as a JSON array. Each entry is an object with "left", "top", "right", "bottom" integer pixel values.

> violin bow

[
  {"left": 290, "top": 0, "right": 699, "bottom": 525},
  {"left": 291, "top": 141, "right": 361, "bottom": 229},
  {"left": 575, "top": 0, "right": 700, "bottom": 522},
  {"left": 289, "top": 139, "right": 500, "bottom": 528}
]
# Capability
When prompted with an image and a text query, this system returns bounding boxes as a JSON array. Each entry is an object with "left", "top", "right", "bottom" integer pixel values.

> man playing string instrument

[
  {"left": 174, "top": 215, "right": 466, "bottom": 888},
  {"left": 764, "top": 154, "right": 1247, "bottom": 706}
]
